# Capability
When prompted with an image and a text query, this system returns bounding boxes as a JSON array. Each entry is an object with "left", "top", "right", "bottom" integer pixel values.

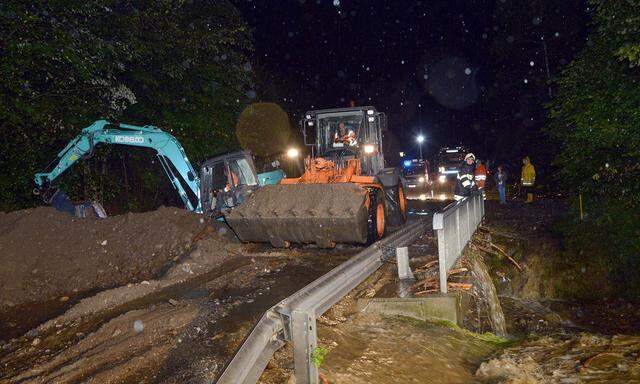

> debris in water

[{"left": 133, "top": 320, "right": 144, "bottom": 333}]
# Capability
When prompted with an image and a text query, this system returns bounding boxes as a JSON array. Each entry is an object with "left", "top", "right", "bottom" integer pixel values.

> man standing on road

[
  {"left": 454, "top": 153, "right": 476, "bottom": 200},
  {"left": 521, "top": 156, "right": 536, "bottom": 203},
  {"left": 494, "top": 165, "right": 508, "bottom": 205}
]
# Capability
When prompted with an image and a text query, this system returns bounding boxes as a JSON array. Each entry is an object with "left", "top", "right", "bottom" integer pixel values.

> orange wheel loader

[{"left": 225, "top": 106, "right": 407, "bottom": 247}]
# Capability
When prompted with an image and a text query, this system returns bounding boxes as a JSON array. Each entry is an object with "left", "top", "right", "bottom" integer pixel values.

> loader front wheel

[
  {"left": 384, "top": 183, "right": 408, "bottom": 226},
  {"left": 367, "top": 190, "right": 385, "bottom": 244}
]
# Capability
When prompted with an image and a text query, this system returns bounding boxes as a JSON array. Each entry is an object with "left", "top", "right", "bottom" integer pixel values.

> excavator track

[{"left": 225, "top": 183, "right": 370, "bottom": 247}]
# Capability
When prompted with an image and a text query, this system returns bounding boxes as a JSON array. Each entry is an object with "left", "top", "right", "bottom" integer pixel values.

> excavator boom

[{"left": 34, "top": 120, "right": 202, "bottom": 212}]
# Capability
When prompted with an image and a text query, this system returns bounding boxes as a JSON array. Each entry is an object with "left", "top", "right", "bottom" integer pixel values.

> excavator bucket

[{"left": 225, "top": 183, "right": 369, "bottom": 247}]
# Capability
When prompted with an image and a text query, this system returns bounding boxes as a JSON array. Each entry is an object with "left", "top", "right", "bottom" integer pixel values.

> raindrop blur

[
  {"left": 524, "top": 78, "right": 528, "bottom": 84},
  {"left": 530, "top": 61, "right": 535, "bottom": 66},
  {"left": 464, "top": 68, "right": 471, "bottom": 75},
  {"left": 333, "top": 0, "right": 340, "bottom": 6},
  {"left": 506, "top": 36, "right": 515, "bottom": 43},
  {"left": 243, "top": 62, "right": 252, "bottom": 72},
  {"left": 532, "top": 16, "right": 542, "bottom": 25}
]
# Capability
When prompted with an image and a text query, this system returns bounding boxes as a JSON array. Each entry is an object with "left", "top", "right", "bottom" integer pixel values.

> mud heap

[{"left": 0, "top": 206, "right": 204, "bottom": 309}]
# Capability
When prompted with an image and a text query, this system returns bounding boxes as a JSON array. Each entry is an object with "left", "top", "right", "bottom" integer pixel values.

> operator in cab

[{"left": 333, "top": 121, "right": 357, "bottom": 146}]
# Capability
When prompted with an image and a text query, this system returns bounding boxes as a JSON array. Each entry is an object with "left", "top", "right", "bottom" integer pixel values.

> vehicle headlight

[
  {"left": 439, "top": 166, "right": 445, "bottom": 173},
  {"left": 438, "top": 175, "right": 446, "bottom": 184},
  {"left": 286, "top": 147, "right": 300, "bottom": 159},
  {"left": 418, "top": 177, "right": 425, "bottom": 183},
  {"left": 363, "top": 144, "right": 376, "bottom": 154},
  {"left": 419, "top": 194, "right": 427, "bottom": 201}
]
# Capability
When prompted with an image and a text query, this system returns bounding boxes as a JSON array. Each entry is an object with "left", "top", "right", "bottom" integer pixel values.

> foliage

[
  {"left": 0, "top": 1, "right": 255, "bottom": 211},
  {"left": 311, "top": 346, "right": 329, "bottom": 368},
  {"left": 547, "top": 0, "right": 640, "bottom": 297}
]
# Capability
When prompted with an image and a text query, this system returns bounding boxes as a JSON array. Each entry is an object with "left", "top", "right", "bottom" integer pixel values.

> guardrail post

[
  {"left": 292, "top": 309, "right": 318, "bottom": 384},
  {"left": 396, "top": 247, "right": 414, "bottom": 280}
]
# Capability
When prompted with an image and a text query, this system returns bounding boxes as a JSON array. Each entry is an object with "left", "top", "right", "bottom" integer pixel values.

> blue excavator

[{"left": 34, "top": 120, "right": 284, "bottom": 218}]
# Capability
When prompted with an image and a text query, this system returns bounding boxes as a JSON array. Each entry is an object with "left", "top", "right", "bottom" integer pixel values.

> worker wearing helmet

[
  {"left": 521, "top": 156, "right": 536, "bottom": 203},
  {"left": 454, "top": 153, "right": 476, "bottom": 200}
]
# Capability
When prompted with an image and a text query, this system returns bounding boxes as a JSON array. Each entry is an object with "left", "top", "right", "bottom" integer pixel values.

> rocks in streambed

[{"left": 476, "top": 333, "right": 640, "bottom": 382}]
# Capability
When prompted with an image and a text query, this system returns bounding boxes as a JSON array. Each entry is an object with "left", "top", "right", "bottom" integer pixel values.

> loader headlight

[
  {"left": 438, "top": 175, "right": 446, "bottom": 184},
  {"left": 439, "top": 166, "right": 445, "bottom": 173},
  {"left": 418, "top": 177, "right": 425, "bottom": 183},
  {"left": 286, "top": 147, "right": 300, "bottom": 159},
  {"left": 363, "top": 144, "right": 376, "bottom": 154}
]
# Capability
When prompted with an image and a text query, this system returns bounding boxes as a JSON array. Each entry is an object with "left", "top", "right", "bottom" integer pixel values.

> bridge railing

[
  {"left": 432, "top": 192, "right": 485, "bottom": 293},
  {"left": 216, "top": 218, "right": 430, "bottom": 384}
]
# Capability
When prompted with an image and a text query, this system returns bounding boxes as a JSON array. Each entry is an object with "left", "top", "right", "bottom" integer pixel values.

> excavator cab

[{"left": 200, "top": 151, "right": 260, "bottom": 217}]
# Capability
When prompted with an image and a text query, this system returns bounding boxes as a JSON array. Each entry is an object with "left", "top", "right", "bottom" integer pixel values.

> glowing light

[
  {"left": 363, "top": 144, "right": 376, "bottom": 154},
  {"left": 416, "top": 135, "right": 425, "bottom": 144},
  {"left": 286, "top": 147, "right": 300, "bottom": 159}
]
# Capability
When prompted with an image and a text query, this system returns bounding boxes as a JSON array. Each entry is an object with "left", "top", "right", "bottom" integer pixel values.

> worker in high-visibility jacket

[
  {"left": 521, "top": 156, "right": 536, "bottom": 203},
  {"left": 454, "top": 153, "right": 476, "bottom": 200},
  {"left": 474, "top": 160, "right": 488, "bottom": 200}
]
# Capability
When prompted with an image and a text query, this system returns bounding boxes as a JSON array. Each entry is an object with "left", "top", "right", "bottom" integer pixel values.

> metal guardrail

[
  {"left": 216, "top": 218, "right": 430, "bottom": 384},
  {"left": 432, "top": 192, "right": 485, "bottom": 293}
]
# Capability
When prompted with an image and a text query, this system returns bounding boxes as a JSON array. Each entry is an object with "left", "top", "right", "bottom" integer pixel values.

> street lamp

[{"left": 416, "top": 135, "right": 425, "bottom": 160}]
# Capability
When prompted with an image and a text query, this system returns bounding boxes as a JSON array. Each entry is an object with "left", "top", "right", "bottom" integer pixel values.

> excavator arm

[{"left": 34, "top": 120, "right": 202, "bottom": 213}]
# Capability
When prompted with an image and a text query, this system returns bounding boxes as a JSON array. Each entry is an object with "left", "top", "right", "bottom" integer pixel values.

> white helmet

[{"left": 465, "top": 153, "right": 476, "bottom": 161}]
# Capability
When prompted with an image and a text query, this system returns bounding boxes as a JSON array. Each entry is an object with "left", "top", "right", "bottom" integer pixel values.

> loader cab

[
  {"left": 301, "top": 106, "right": 386, "bottom": 176},
  {"left": 200, "top": 151, "right": 259, "bottom": 217}
]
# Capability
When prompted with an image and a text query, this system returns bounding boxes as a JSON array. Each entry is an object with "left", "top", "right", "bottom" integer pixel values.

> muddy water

[{"left": 321, "top": 315, "right": 502, "bottom": 384}]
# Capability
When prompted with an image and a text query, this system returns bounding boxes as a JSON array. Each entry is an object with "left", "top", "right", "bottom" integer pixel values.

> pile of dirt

[{"left": 0, "top": 206, "right": 204, "bottom": 310}]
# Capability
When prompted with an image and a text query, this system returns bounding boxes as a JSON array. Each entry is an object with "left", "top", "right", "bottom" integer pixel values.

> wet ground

[{"left": 0, "top": 244, "right": 358, "bottom": 382}]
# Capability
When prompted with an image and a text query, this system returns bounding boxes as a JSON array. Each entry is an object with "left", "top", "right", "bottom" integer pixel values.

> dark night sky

[{"left": 237, "top": 0, "right": 587, "bottom": 163}]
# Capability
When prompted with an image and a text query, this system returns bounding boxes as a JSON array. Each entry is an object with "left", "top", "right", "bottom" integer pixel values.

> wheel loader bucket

[{"left": 225, "top": 183, "right": 369, "bottom": 247}]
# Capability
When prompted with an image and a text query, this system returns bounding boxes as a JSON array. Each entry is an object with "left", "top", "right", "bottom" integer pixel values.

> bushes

[
  {"left": 0, "top": 1, "right": 255, "bottom": 211},
  {"left": 547, "top": 0, "right": 640, "bottom": 297}
]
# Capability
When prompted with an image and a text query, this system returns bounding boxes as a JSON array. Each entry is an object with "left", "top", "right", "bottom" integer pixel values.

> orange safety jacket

[{"left": 474, "top": 164, "right": 487, "bottom": 189}]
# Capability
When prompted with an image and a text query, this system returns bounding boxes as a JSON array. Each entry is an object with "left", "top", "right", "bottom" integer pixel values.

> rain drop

[{"left": 464, "top": 68, "right": 471, "bottom": 75}]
